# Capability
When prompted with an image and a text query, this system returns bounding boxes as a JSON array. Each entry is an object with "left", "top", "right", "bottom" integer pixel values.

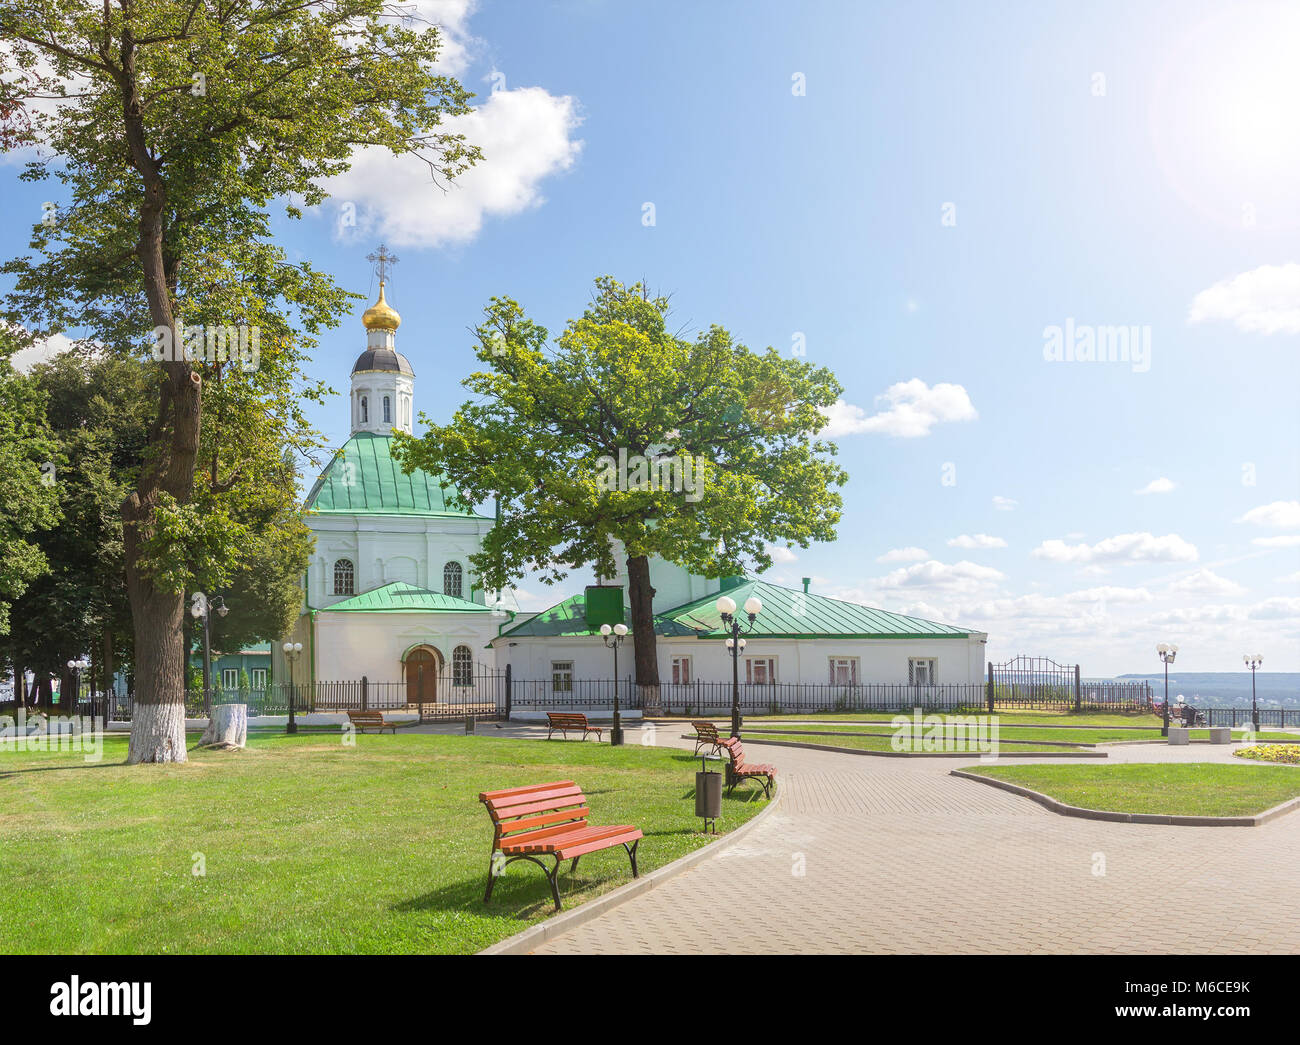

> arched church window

[
  {"left": 443, "top": 561, "right": 463, "bottom": 598},
  {"left": 383, "top": 395, "right": 392, "bottom": 424},
  {"left": 360, "top": 396, "right": 368, "bottom": 423},
  {"left": 333, "top": 558, "right": 355, "bottom": 595},
  {"left": 453, "top": 645, "right": 473, "bottom": 686}
]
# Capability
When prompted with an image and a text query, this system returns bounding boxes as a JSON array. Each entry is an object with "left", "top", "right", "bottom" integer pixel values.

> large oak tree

[{"left": 1, "top": 1, "right": 480, "bottom": 761}]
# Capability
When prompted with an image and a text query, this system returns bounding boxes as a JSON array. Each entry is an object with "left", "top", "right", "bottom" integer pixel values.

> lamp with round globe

[
  {"left": 281, "top": 640, "right": 304, "bottom": 734},
  {"left": 599, "top": 622, "right": 629, "bottom": 745},
  {"left": 717, "top": 591, "right": 762, "bottom": 738},
  {"left": 1156, "top": 642, "right": 1178, "bottom": 737},
  {"left": 1244, "top": 653, "right": 1263, "bottom": 733},
  {"left": 66, "top": 657, "right": 90, "bottom": 719}
]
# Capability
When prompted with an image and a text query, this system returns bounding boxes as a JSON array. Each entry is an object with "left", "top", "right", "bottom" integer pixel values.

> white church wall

[{"left": 314, "top": 611, "right": 499, "bottom": 682}]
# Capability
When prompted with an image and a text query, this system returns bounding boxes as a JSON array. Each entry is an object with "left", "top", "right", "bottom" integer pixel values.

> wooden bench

[
  {"left": 479, "top": 780, "right": 642, "bottom": 911},
  {"left": 546, "top": 711, "right": 603, "bottom": 741},
  {"left": 690, "top": 720, "right": 724, "bottom": 755},
  {"left": 346, "top": 709, "right": 397, "bottom": 734},
  {"left": 718, "top": 737, "right": 776, "bottom": 799}
]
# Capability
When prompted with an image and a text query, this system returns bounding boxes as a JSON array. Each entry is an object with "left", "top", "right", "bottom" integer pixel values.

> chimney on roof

[{"left": 802, "top": 577, "right": 811, "bottom": 593}]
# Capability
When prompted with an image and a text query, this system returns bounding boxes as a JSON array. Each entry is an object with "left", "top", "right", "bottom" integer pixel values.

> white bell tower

[{"left": 349, "top": 246, "right": 414, "bottom": 436}]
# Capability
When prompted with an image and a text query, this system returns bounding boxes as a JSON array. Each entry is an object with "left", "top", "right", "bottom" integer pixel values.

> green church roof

[
  {"left": 304, "top": 432, "right": 490, "bottom": 519},
  {"left": 496, "top": 593, "right": 699, "bottom": 639},
  {"left": 323, "top": 581, "right": 491, "bottom": 613},
  {"left": 665, "top": 579, "right": 977, "bottom": 639}
]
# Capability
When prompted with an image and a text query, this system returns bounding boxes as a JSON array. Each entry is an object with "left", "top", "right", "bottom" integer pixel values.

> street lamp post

[
  {"left": 1244, "top": 653, "right": 1263, "bottom": 733},
  {"left": 599, "top": 622, "right": 629, "bottom": 746},
  {"left": 190, "top": 592, "right": 229, "bottom": 714},
  {"left": 282, "top": 641, "right": 303, "bottom": 734},
  {"left": 717, "top": 594, "right": 763, "bottom": 739},
  {"left": 66, "top": 658, "right": 89, "bottom": 719},
  {"left": 1156, "top": 643, "right": 1178, "bottom": 737}
]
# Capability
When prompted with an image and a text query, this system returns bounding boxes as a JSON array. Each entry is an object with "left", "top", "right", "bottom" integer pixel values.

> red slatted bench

[
  {"left": 690, "top": 720, "right": 724, "bottom": 755},
  {"left": 546, "top": 711, "right": 603, "bottom": 741},
  {"left": 479, "top": 780, "right": 642, "bottom": 911},
  {"left": 718, "top": 737, "right": 776, "bottom": 799}
]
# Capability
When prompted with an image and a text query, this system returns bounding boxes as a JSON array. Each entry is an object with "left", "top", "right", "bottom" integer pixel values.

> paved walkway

[{"left": 526, "top": 728, "right": 1300, "bottom": 954}]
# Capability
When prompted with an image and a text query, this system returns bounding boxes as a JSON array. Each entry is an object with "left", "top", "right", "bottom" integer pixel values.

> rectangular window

[
  {"left": 745, "top": 657, "right": 777, "bottom": 685},
  {"left": 551, "top": 661, "right": 574, "bottom": 693},
  {"left": 671, "top": 656, "right": 692, "bottom": 685},
  {"left": 829, "top": 657, "right": 858, "bottom": 685},
  {"left": 221, "top": 668, "right": 238, "bottom": 690},
  {"left": 909, "top": 658, "right": 937, "bottom": 686},
  {"left": 251, "top": 669, "right": 267, "bottom": 691}
]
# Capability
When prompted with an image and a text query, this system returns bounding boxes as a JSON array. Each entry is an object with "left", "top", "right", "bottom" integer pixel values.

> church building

[{"left": 275, "top": 269, "right": 988, "bottom": 701}]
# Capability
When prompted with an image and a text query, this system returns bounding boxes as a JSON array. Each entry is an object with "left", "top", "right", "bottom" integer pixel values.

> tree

[
  {"left": 394, "top": 277, "right": 847, "bottom": 687},
  {"left": 0, "top": 339, "right": 60, "bottom": 644},
  {"left": 1, "top": 1, "right": 480, "bottom": 761}
]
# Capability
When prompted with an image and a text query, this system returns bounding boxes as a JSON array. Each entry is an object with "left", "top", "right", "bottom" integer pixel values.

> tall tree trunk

[
  {"left": 119, "top": 25, "right": 202, "bottom": 764},
  {"left": 625, "top": 555, "right": 660, "bottom": 687},
  {"left": 13, "top": 661, "right": 24, "bottom": 709}
]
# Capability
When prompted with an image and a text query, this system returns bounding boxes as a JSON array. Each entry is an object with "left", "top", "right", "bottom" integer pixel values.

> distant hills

[{"left": 1108, "top": 672, "right": 1299, "bottom": 708}]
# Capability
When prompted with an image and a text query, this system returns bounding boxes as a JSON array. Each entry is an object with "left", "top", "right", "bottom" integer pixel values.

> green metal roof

[
  {"left": 323, "top": 581, "right": 491, "bottom": 613},
  {"left": 497, "top": 593, "right": 698, "bottom": 639},
  {"left": 304, "top": 432, "right": 490, "bottom": 518},
  {"left": 664, "top": 579, "right": 977, "bottom": 639}
]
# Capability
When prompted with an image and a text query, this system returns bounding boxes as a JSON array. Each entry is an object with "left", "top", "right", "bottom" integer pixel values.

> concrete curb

[
  {"left": 477, "top": 784, "right": 785, "bottom": 955},
  {"left": 951, "top": 769, "right": 1300, "bottom": 826},
  {"left": 742, "top": 737, "right": 1109, "bottom": 759},
  {"left": 743, "top": 728, "right": 1098, "bottom": 750}
]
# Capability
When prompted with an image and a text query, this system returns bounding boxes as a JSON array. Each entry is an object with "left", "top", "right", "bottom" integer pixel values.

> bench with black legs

[
  {"left": 690, "top": 720, "right": 724, "bottom": 755},
  {"left": 546, "top": 711, "right": 603, "bottom": 741},
  {"left": 479, "top": 780, "right": 642, "bottom": 911},
  {"left": 718, "top": 737, "right": 777, "bottom": 799},
  {"left": 346, "top": 709, "right": 398, "bottom": 734}
]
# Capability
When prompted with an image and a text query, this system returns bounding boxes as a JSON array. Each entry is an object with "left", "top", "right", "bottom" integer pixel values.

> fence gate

[{"left": 990, "top": 655, "right": 1080, "bottom": 710}]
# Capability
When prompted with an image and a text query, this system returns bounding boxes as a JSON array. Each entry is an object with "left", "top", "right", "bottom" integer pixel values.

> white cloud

[
  {"left": 1188, "top": 263, "right": 1300, "bottom": 334},
  {"left": 876, "top": 559, "right": 1004, "bottom": 593},
  {"left": 764, "top": 544, "right": 798, "bottom": 564},
  {"left": 876, "top": 546, "right": 930, "bottom": 563},
  {"left": 1248, "top": 596, "right": 1300, "bottom": 620},
  {"left": 1031, "top": 532, "right": 1199, "bottom": 564},
  {"left": 1236, "top": 501, "right": 1300, "bottom": 528},
  {"left": 947, "top": 533, "right": 1007, "bottom": 549},
  {"left": 9, "top": 331, "right": 78, "bottom": 372},
  {"left": 325, "top": 86, "right": 582, "bottom": 249},
  {"left": 1135, "top": 477, "right": 1176, "bottom": 495},
  {"left": 1168, "top": 569, "right": 1245, "bottom": 597},
  {"left": 992, "top": 496, "right": 1018, "bottom": 511},
  {"left": 820, "top": 380, "right": 976, "bottom": 438},
  {"left": 1275, "top": 570, "right": 1300, "bottom": 584},
  {"left": 1253, "top": 535, "right": 1300, "bottom": 547}
]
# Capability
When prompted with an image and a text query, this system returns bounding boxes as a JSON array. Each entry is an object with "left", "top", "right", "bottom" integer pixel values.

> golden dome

[{"left": 362, "top": 282, "right": 401, "bottom": 331}]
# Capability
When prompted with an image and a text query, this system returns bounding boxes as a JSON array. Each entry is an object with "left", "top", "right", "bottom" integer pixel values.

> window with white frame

[
  {"left": 221, "top": 668, "right": 238, "bottom": 690},
  {"left": 671, "top": 656, "right": 692, "bottom": 685},
  {"left": 333, "top": 558, "right": 355, "bottom": 595},
  {"left": 551, "top": 661, "right": 574, "bottom": 692},
  {"left": 452, "top": 645, "right": 473, "bottom": 686},
  {"left": 360, "top": 395, "right": 368, "bottom": 423},
  {"left": 829, "top": 657, "right": 859, "bottom": 685},
  {"left": 745, "top": 657, "right": 777, "bottom": 684},
  {"left": 383, "top": 395, "right": 392, "bottom": 424},
  {"left": 909, "top": 657, "right": 937, "bottom": 685},
  {"left": 251, "top": 669, "right": 267, "bottom": 691},
  {"left": 443, "top": 560, "right": 464, "bottom": 598}
]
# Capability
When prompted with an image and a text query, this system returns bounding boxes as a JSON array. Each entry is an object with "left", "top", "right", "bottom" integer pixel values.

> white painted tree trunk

[
  {"left": 197, "top": 703, "right": 248, "bottom": 750},
  {"left": 127, "top": 700, "right": 189, "bottom": 764}
]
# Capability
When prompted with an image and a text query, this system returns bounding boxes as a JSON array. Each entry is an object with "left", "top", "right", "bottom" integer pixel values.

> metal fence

[
  {"left": 989, "top": 656, "right": 1152, "bottom": 710},
  {"left": 645, "top": 680, "right": 990, "bottom": 715}
]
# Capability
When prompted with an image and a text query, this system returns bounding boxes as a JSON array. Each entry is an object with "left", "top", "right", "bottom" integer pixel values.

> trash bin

[
  {"left": 696, "top": 754, "right": 722, "bottom": 832},
  {"left": 465, "top": 713, "right": 476, "bottom": 734}
]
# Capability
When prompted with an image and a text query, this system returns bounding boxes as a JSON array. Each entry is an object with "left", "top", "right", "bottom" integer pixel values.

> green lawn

[
  {"left": 967, "top": 763, "right": 1300, "bottom": 816},
  {"left": 744, "top": 732, "right": 1077, "bottom": 754},
  {"left": 0, "top": 732, "right": 767, "bottom": 954},
  {"left": 742, "top": 723, "right": 1296, "bottom": 744}
]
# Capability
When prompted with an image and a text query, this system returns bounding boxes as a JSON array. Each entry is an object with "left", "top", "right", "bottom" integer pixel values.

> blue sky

[{"left": 5, "top": 0, "right": 1299, "bottom": 673}]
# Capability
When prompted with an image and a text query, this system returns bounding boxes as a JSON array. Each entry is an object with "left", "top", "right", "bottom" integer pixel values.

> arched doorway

[{"left": 403, "top": 646, "right": 441, "bottom": 707}]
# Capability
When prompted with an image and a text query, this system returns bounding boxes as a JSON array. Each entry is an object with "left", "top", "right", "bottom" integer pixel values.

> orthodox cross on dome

[{"left": 366, "top": 244, "right": 399, "bottom": 284}]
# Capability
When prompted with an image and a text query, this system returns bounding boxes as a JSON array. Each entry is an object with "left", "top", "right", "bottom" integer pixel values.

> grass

[
  {"left": 742, "top": 723, "right": 1296, "bottom": 744},
  {"left": 966, "top": 763, "right": 1300, "bottom": 817},
  {"left": 0, "top": 732, "right": 767, "bottom": 954},
  {"left": 744, "top": 732, "right": 1076, "bottom": 754},
  {"left": 1236, "top": 744, "right": 1300, "bottom": 766}
]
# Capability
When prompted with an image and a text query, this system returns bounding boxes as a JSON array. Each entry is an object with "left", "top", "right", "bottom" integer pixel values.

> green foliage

[{"left": 395, "top": 275, "right": 847, "bottom": 610}]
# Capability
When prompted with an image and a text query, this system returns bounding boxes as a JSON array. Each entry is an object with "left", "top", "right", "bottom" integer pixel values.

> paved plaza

[{"left": 502, "top": 725, "right": 1300, "bottom": 955}]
